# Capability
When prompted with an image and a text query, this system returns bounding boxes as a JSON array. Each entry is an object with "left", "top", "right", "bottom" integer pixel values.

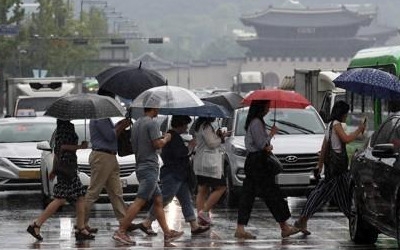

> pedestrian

[
  {"left": 295, "top": 100, "right": 366, "bottom": 235},
  {"left": 112, "top": 108, "right": 184, "bottom": 245},
  {"left": 27, "top": 119, "right": 94, "bottom": 241},
  {"left": 83, "top": 88, "right": 133, "bottom": 233},
  {"left": 234, "top": 100, "right": 300, "bottom": 239},
  {"left": 132, "top": 115, "right": 210, "bottom": 236},
  {"left": 192, "top": 117, "right": 228, "bottom": 226}
]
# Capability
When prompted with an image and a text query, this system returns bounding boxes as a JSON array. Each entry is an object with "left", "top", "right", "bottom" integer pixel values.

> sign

[{"left": 0, "top": 25, "right": 19, "bottom": 36}]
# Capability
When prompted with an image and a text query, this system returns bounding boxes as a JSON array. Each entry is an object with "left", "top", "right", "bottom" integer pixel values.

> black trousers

[{"left": 237, "top": 153, "right": 291, "bottom": 225}]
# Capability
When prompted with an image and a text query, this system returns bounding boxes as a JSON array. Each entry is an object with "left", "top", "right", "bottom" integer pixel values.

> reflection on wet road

[{"left": 0, "top": 190, "right": 397, "bottom": 249}]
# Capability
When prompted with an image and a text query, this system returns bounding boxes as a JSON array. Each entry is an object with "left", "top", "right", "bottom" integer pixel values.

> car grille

[
  {"left": 8, "top": 158, "right": 41, "bottom": 169},
  {"left": 276, "top": 153, "right": 319, "bottom": 173},
  {"left": 78, "top": 164, "right": 136, "bottom": 177}
]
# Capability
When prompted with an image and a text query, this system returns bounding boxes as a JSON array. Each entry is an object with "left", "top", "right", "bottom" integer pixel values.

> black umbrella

[
  {"left": 201, "top": 91, "right": 243, "bottom": 112},
  {"left": 95, "top": 61, "right": 167, "bottom": 100}
]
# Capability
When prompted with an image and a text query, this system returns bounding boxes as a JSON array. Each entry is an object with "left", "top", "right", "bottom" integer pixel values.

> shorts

[{"left": 136, "top": 167, "right": 162, "bottom": 201}]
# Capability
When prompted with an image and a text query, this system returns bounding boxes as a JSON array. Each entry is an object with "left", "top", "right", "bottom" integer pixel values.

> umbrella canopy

[
  {"left": 96, "top": 62, "right": 167, "bottom": 100},
  {"left": 242, "top": 89, "right": 311, "bottom": 108},
  {"left": 130, "top": 85, "right": 204, "bottom": 109},
  {"left": 44, "top": 93, "right": 125, "bottom": 120},
  {"left": 201, "top": 92, "right": 243, "bottom": 112},
  {"left": 158, "top": 101, "right": 230, "bottom": 118},
  {"left": 333, "top": 68, "right": 400, "bottom": 100}
]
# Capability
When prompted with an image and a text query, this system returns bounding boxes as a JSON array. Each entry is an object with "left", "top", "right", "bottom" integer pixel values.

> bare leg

[
  {"left": 119, "top": 197, "right": 147, "bottom": 232},
  {"left": 75, "top": 196, "right": 86, "bottom": 229},
  {"left": 152, "top": 195, "right": 171, "bottom": 234},
  {"left": 203, "top": 186, "right": 226, "bottom": 212},
  {"left": 196, "top": 185, "right": 208, "bottom": 211},
  {"left": 33, "top": 198, "right": 66, "bottom": 235}
]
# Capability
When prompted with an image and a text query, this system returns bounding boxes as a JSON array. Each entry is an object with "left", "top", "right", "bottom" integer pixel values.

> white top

[{"left": 325, "top": 120, "right": 342, "bottom": 153}]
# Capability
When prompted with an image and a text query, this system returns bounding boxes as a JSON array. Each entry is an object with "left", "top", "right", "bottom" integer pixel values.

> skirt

[{"left": 53, "top": 176, "right": 86, "bottom": 203}]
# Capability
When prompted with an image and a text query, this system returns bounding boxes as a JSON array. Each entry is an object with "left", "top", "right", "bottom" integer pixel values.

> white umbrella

[{"left": 130, "top": 85, "right": 204, "bottom": 109}]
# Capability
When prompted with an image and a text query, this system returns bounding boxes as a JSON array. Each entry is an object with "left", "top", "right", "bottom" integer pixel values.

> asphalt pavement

[{"left": 0, "top": 190, "right": 398, "bottom": 249}]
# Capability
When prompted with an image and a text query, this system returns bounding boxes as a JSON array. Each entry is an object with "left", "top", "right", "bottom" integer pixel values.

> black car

[{"left": 350, "top": 114, "right": 400, "bottom": 247}]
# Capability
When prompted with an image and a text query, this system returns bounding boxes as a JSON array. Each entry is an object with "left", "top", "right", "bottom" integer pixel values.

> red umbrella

[{"left": 242, "top": 89, "right": 311, "bottom": 108}]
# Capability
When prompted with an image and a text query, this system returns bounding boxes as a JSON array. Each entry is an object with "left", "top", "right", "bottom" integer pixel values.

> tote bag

[{"left": 193, "top": 148, "right": 224, "bottom": 179}]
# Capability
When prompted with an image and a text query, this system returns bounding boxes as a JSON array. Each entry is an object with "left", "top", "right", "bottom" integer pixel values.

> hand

[
  {"left": 313, "top": 167, "right": 321, "bottom": 180},
  {"left": 163, "top": 133, "right": 172, "bottom": 142},
  {"left": 270, "top": 125, "right": 278, "bottom": 136},
  {"left": 49, "top": 171, "right": 56, "bottom": 181},
  {"left": 358, "top": 122, "right": 366, "bottom": 134},
  {"left": 188, "top": 139, "right": 196, "bottom": 149},
  {"left": 80, "top": 141, "right": 88, "bottom": 149}
]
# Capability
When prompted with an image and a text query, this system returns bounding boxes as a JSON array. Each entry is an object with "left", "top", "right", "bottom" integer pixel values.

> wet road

[{"left": 0, "top": 190, "right": 398, "bottom": 249}]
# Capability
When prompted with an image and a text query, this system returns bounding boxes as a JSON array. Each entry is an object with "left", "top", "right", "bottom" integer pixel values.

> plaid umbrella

[{"left": 44, "top": 93, "right": 125, "bottom": 120}]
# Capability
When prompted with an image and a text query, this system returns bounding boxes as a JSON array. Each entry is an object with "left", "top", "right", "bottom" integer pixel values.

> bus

[{"left": 345, "top": 45, "right": 400, "bottom": 155}]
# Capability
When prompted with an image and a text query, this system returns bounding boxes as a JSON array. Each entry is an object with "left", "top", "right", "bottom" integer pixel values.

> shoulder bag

[{"left": 324, "top": 122, "right": 348, "bottom": 179}]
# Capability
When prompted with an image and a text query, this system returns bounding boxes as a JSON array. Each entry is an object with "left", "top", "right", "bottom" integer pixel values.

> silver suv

[{"left": 223, "top": 106, "right": 326, "bottom": 206}]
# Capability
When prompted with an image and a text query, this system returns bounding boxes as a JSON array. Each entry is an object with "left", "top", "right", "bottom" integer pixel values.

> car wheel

[
  {"left": 349, "top": 187, "right": 378, "bottom": 244},
  {"left": 41, "top": 168, "right": 52, "bottom": 209},
  {"left": 222, "top": 162, "right": 239, "bottom": 208}
]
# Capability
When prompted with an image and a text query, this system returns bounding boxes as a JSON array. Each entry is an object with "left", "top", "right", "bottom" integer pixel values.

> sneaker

[
  {"left": 112, "top": 230, "right": 135, "bottom": 245},
  {"left": 164, "top": 230, "right": 184, "bottom": 242},
  {"left": 197, "top": 210, "right": 211, "bottom": 225}
]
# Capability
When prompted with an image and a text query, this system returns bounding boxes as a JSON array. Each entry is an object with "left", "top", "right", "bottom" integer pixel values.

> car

[
  {"left": 222, "top": 106, "right": 326, "bottom": 206},
  {"left": 349, "top": 113, "right": 400, "bottom": 247},
  {"left": 37, "top": 117, "right": 139, "bottom": 208},
  {"left": 0, "top": 116, "right": 57, "bottom": 190}
]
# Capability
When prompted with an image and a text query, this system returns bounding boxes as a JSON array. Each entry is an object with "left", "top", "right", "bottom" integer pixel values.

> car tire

[
  {"left": 349, "top": 187, "right": 378, "bottom": 244},
  {"left": 222, "top": 162, "right": 240, "bottom": 208},
  {"left": 40, "top": 168, "right": 52, "bottom": 209}
]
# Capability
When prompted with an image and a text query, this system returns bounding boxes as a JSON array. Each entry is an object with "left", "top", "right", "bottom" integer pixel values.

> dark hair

[
  {"left": 194, "top": 117, "right": 215, "bottom": 132},
  {"left": 97, "top": 88, "right": 115, "bottom": 99},
  {"left": 171, "top": 115, "right": 191, "bottom": 128},
  {"left": 388, "top": 100, "right": 400, "bottom": 113},
  {"left": 245, "top": 100, "right": 269, "bottom": 131},
  {"left": 330, "top": 100, "right": 350, "bottom": 122}
]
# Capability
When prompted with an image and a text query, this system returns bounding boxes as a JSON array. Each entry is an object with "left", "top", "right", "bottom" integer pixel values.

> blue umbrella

[
  {"left": 158, "top": 101, "right": 231, "bottom": 118},
  {"left": 333, "top": 68, "right": 400, "bottom": 100},
  {"left": 129, "top": 101, "right": 230, "bottom": 118}
]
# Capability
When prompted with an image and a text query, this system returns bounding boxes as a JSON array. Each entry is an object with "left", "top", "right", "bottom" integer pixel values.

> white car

[
  {"left": 223, "top": 106, "right": 326, "bottom": 206},
  {"left": 0, "top": 116, "right": 57, "bottom": 190},
  {"left": 37, "top": 117, "right": 138, "bottom": 207}
]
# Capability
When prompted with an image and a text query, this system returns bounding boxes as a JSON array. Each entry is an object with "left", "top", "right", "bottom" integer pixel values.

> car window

[
  {"left": 0, "top": 122, "right": 56, "bottom": 143},
  {"left": 371, "top": 117, "right": 400, "bottom": 146},
  {"left": 235, "top": 108, "right": 325, "bottom": 136}
]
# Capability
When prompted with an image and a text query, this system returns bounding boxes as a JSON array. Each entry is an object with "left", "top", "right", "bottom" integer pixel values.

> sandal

[
  {"left": 75, "top": 228, "right": 95, "bottom": 241},
  {"left": 234, "top": 231, "right": 256, "bottom": 239},
  {"left": 27, "top": 222, "right": 43, "bottom": 241},
  {"left": 135, "top": 223, "right": 158, "bottom": 236},
  {"left": 74, "top": 225, "right": 98, "bottom": 234}
]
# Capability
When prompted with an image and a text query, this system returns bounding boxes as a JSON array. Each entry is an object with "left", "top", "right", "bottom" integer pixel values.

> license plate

[
  {"left": 19, "top": 169, "right": 40, "bottom": 179},
  {"left": 121, "top": 179, "right": 128, "bottom": 188},
  {"left": 275, "top": 173, "right": 310, "bottom": 185}
]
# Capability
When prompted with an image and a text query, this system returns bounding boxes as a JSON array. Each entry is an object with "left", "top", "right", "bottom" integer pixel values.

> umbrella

[
  {"left": 333, "top": 68, "right": 400, "bottom": 100},
  {"left": 201, "top": 92, "right": 243, "bottom": 112},
  {"left": 130, "top": 85, "right": 204, "bottom": 110},
  {"left": 44, "top": 93, "right": 125, "bottom": 120},
  {"left": 242, "top": 89, "right": 311, "bottom": 108},
  {"left": 95, "top": 61, "right": 167, "bottom": 100},
  {"left": 158, "top": 101, "right": 231, "bottom": 118}
]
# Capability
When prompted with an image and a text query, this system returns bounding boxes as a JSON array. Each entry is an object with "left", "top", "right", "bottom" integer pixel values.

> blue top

[{"left": 89, "top": 118, "right": 117, "bottom": 152}]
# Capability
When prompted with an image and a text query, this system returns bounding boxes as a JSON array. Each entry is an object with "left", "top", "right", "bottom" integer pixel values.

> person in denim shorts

[{"left": 112, "top": 107, "right": 183, "bottom": 245}]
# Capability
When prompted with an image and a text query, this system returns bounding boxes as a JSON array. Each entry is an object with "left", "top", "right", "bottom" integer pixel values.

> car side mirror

[
  {"left": 37, "top": 141, "right": 51, "bottom": 151},
  {"left": 372, "top": 143, "right": 398, "bottom": 158}
]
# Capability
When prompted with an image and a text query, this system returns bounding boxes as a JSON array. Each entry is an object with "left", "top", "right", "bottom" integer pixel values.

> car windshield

[
  {"left": 235, "top": 108, "right": 325, "bottom": 136},
  {"left": 16, "top": 97, "right": 59, "bottom": 113},
  {"left": 0, "top": 122, "right": 56, "bottom": 143}
]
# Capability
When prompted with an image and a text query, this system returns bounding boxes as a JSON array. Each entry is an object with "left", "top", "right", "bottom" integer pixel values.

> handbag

[
  {"left": 53, "top": 154, "right": 77, "bottom": 179},
  {"left": 117, "top": 128, "right": 134, "bottom": 157},
  {"left": 257, "top": 151, "right": 283, "bottom": 176},
  {"left": 193, "top": 148, "right": 224, "bottom": 179}
]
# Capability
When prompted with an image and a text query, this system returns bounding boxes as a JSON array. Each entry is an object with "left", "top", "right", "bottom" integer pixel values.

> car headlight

[{"left": 232, "top": 146, "right": 247, "bottom": 157}]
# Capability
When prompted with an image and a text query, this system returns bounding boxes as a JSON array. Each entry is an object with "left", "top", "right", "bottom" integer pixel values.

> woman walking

[
  {"left": 193, "top": 117, "right": 228, "bottom": 226},
  {"left": 27, "top": 119, "right": 94, "bottom": 241},
  {"left": 295, "top": 100, "right": 366, "bottom": 235},
  {"left": 234, "top": 100, "right": 300, "bottom": 239}
]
